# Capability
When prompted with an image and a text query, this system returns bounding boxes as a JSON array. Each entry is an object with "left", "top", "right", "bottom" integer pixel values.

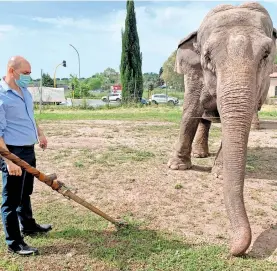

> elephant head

[{"left": 175, "top": 2, "right": 276, "bottom": 256}]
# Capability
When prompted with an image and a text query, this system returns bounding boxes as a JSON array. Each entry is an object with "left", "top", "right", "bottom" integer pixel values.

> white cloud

[
  {"left": 31, "top": 3, "right": 210, "bottom": 56},
  {"left": 0, "top": 3, "right": 212, "bottom": 78},
  {"left": 2, "top": 1, "right": 275, "bottom": 78},
  {"left": 0, "top": 24, "right": 15, "bottom": 40},
  {"left": 0, "top": 24, "right": 14, "bottom": 32}
]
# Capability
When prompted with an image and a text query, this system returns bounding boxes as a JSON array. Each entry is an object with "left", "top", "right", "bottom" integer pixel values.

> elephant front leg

[
  {"left": 168, "top": 103, "right": 202, "bottom": 170},
  {"left": 192, "top": 118, "right": 211, "bottom": 158},
  {"left": 211, "top": 141, "right": 223, "bottom": 179}
]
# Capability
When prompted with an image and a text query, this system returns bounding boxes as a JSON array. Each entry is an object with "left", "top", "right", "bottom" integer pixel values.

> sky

[{"left": 0, "top": 0, "right": 276, "bottom": 80}]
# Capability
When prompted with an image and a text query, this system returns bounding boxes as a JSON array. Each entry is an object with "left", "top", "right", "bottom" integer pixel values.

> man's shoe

[
  {"left": 8, "top": 242, "right": 39, "bottom": 256},
  {"left": 22, "top": 223, "right": 52, "bottom": 236}
]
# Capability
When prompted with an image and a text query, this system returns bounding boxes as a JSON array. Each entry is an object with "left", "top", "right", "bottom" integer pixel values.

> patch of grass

[
  {"left": 252, "top": 208, "right": 268, "bottom": 217},
  {"left": 34, "top": 105, "right": 277, "bottom": 129},
  {"left": 74, "top": 161, "right": 84, "bottom": 168},
  {"left": 259, "top": 107, "right": 277, "bottom": 119},
  {"left": 0, "top": 259, "right": 22, "bottom": 271},
  {"left": 34, "top": 106, "right": 183, "bottom": 123},
  {"left": 210, "top": 126, "right": 222, "bottom": 140},
  {"left": 79, "top": 145, "right": 155, "bottom": 167},
  {"left": 175, "top": 184, "right": 183, "bottom": 189},
  {"left": 53, "top": 149, "right": 72, "bottom": 160},
  {"left": 246, "top": 154, "right": 260, "bottom": 172},
  {"left": 0, "top": 196, "right": 276, "bottom": 270}
]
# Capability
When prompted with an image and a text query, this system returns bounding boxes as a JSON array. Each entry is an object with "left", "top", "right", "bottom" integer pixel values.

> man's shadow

[{"left": 248, "top": 224, "right": 277, "bottom": 258}]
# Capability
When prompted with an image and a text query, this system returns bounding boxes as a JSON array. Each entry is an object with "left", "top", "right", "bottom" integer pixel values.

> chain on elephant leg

[{"left": 211, "top": 142, "right": 223, "bottom": 179}]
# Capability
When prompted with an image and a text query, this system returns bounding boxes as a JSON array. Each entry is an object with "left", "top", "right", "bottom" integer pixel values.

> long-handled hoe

[{"left": 0, "top": 147, "right": 128, "bottom": 229}]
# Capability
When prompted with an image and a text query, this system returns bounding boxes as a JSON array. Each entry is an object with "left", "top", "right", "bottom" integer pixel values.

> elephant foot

[
  {"left": 211, "top": 164, "right": 223, "bottom": 179},
  {"left": 192, "top": 144, "right": 209, "bottom": 158},
  {"left": 167, "top": 155, "right": 192, "bottom": 170},
  {"left": 230, "top": 227, "right": 252, "bottom": 256}
]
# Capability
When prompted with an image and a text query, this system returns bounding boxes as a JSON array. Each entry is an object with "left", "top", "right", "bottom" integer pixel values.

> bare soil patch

[{"left": 3, "top": 119, "right": 277, "bottom": 267}]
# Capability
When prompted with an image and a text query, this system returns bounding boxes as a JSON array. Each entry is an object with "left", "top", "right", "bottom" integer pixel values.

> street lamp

[
  {"left": 69, "top": 44, "right": 80, "bottom": 79},
  {"left": 53, "top": 60, "right": 66, "bottom": 88}
]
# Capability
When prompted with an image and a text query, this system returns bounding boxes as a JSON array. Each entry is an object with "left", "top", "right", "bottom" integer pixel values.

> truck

[{"left": 28, "top": 86, "right": 66, "bottom": 105}]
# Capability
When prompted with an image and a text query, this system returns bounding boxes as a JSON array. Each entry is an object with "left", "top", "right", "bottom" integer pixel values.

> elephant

[{"left": 167, "top": 2, "right": 277, "bottom": 256}]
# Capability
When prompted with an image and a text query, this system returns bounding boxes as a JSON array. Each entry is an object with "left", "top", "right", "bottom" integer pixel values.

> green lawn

[
  {"left": 0, "top": 202, "right": 276, "bottom": 271},
  {"left": 0, "top": 105, "right": 276, "bottom": 270},
  {"left": 34, "top": 104, "right": 277, "bottom": 122},
  {"left": 34, "top": 106, "right": 183, "bottom": 123}
]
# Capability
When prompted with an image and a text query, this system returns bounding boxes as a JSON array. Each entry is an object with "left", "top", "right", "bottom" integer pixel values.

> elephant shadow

[
  {"left": 189, "top": 146, "right": 277, "bottom": 181},
  {"left": 245, "top": 146, "right": 277, "bottom": 181},
  {"left": 248, "top": 224, "right": 277, "bottom": 259}
]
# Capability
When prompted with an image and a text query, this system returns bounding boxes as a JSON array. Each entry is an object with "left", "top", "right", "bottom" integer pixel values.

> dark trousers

[{"left": 1, "top": 145, "right": 36, "bottom": 247}]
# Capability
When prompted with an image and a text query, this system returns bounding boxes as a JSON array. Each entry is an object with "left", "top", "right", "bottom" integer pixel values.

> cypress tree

[{"left": 120, "top": 0, "right": 143, "bottom": 103}]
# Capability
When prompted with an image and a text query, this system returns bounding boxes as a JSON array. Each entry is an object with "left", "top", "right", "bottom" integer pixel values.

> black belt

[{"left": 6, "top": 144, "right": 34, "bottom": 149}]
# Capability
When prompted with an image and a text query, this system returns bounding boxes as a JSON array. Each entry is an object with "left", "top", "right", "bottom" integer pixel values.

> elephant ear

[
  {"left": 175, "top": 31, "right": 200, "bottom": 74},
  {"left": 273, "top": 27, "right": 276, "bottom": 40}
]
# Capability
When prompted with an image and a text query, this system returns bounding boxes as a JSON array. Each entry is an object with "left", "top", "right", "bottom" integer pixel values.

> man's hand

[
  {"left": 6, "top": 161, "right": 22, "bottom": 176},
  {"left": 39, "top": 134, "right": 47, "bottom": 150}
]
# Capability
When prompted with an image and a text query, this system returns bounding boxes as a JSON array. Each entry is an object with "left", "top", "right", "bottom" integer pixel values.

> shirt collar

[
  {"left": 0, "top": 77, "right": 10, "bottom": 92},
  {"left": 0, "top": 76, "right": 25, "bottom": 92}
]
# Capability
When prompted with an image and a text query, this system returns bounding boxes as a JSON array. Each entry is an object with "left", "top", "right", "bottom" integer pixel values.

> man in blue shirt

[{"left": 0, "top": 56, "right": 52, "bottom": 256}]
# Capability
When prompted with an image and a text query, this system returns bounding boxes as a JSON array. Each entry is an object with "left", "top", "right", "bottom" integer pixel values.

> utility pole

[
  {"left": 39, "top": 69, "right": 43, "bottom": 114},
  {"left": 69, "top": 44, "right": 80, "bottom": 79},
  {"left": 54, "top": 60, "right": 66, "bottom": 88}
]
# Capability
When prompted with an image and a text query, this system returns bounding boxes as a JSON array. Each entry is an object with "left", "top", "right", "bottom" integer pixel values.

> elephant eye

[
  {"left": 204, "top": 52, "right": 211, "bottom": 63},
  {"left": 262, "top": 49, "right": 270, "bottom": 60},
  {"left": 263, "top": 52, "right": 269, "bottom": 59}
]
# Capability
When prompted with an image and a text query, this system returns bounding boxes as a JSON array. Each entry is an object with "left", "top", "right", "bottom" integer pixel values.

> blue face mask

[{"left": 15, "top": 74, "right": 31, "bottom": 88}]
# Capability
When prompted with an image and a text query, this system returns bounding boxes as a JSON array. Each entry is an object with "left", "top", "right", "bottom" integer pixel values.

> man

[{"left": 0, "top": 56, "right": 52, "bottom": 256}]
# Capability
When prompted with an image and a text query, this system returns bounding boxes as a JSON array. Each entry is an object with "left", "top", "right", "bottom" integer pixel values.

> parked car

[
  {"left": 102, "top": 93, "right": 121, "bottom": 102},
  {"left": 149, "top": 94, "right": 179, "bottom": 105},
  {"left": 140, "top": 97, "right": 149, "bottom": 105}
]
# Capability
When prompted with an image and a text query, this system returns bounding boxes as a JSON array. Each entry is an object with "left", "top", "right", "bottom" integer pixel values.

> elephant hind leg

[{"left": 192, "top": 118, "right": 211, "bottom": 158}]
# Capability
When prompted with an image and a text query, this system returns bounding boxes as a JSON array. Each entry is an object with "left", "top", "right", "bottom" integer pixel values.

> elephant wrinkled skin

[{"left": 167, "top": 2, "right": 277, "bottom": 256}]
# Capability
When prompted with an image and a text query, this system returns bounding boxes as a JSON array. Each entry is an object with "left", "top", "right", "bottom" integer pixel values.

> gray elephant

[{"left": 167, "top": 2, "right": 276, "bottom": 256}]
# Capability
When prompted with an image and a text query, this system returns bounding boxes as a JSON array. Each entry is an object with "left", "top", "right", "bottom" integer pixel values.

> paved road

[
  {"left": 62, "top": 98, "right": 184, "bottom": 108},
  {"left": 65, "top": 99, "right": 121, "bottom": 108}
]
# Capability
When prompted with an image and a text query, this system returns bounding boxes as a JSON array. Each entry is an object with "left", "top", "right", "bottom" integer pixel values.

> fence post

[{"left": 39, "top": 69, "right": 43, "bottom": 114}]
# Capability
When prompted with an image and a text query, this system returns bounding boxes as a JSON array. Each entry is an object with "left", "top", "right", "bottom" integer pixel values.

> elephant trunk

[{"left": 218, "top": 69, "right": 256, "bottom": 256}]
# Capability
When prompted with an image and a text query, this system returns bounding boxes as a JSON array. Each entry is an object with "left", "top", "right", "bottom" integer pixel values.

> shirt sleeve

[{"left": 0, "top": 101, "right": 7, "bottom": 138}]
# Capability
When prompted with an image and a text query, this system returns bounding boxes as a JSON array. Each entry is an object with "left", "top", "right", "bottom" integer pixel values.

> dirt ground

[{"left": 29, "top": 119, "right": 277, "bottom": 262}]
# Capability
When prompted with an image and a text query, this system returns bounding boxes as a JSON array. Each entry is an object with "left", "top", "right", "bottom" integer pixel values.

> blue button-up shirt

[{"left": 0, "top": 78, "right": 38, "bottom": 146}]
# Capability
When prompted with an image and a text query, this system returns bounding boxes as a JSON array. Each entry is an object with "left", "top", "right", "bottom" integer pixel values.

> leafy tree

[
  {"left": 42, "top": 73, "right": 54, "bottom": 87},
  {"left": 275, "top": 54, "right": 277, "bottom": 64},
  {"left": 158, "top": 67, "right": 164, "bottom": 86},
  {"left": 120, "top": 0, "right": 143, "bottom": 102},
  {"left": 69, "top": 74, "right": 81, "bottom": 98},
  {"left": 143, "top": 73, "right": 159, "bottom": 89},
  {"left": 161, "top": 50, "right": 184, "bottom": 91},
  {"left": 88, "top": 77, "right": 103, "bottom": 90}
]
